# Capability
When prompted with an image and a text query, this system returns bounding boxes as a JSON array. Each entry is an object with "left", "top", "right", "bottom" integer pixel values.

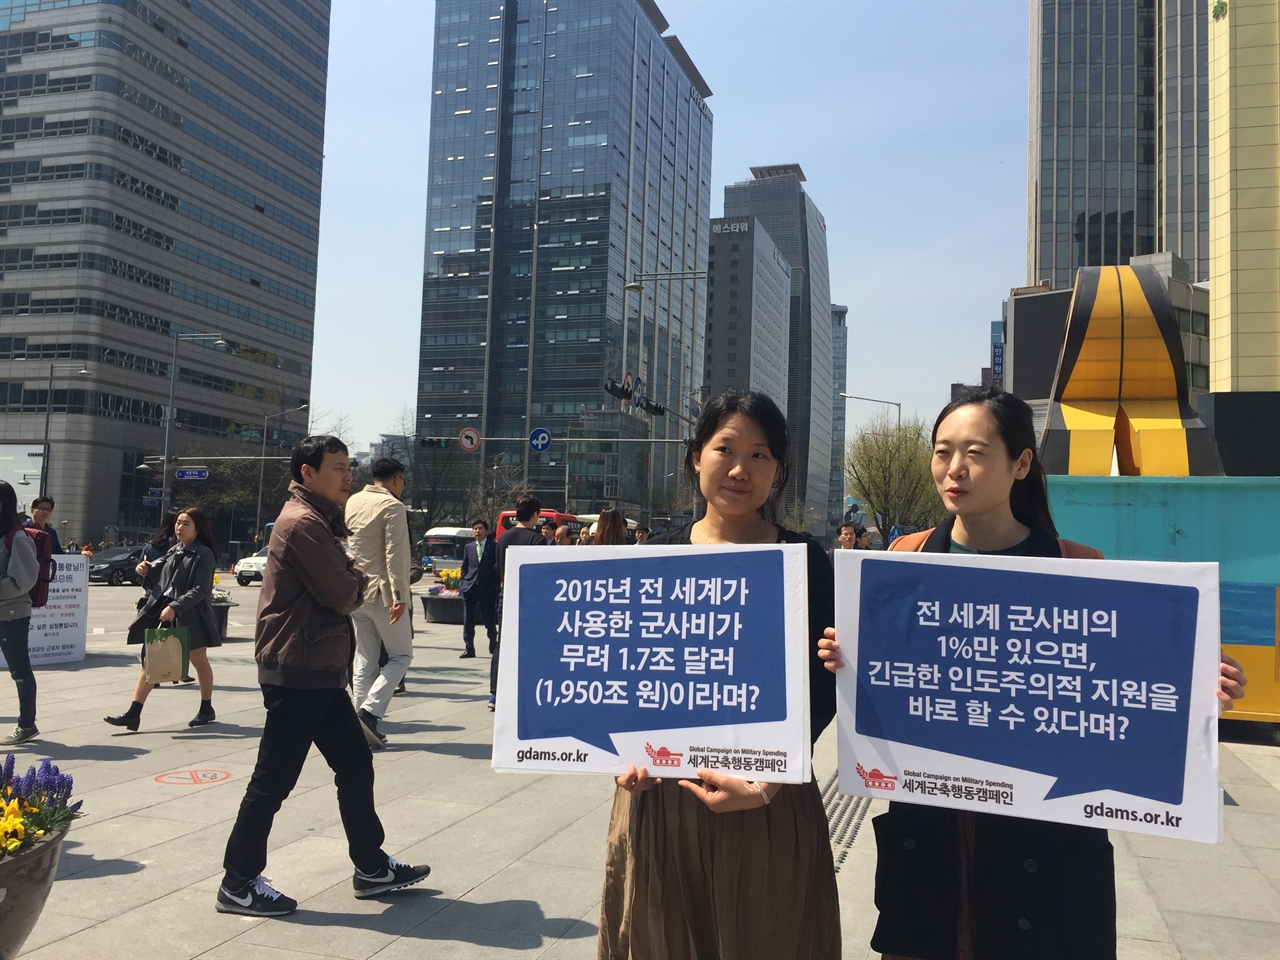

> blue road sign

[
  {"left": 174, "top": 468, "right": 210, "bottom": 480},
  {"left": 141, "top": 497, "right": 160, "bottom": 507},
  {"left": 528, "top": 428, "right": 552, "bottom": 452},
  {"left": 992, "top": 342, "right": 1005, "bottom": 378},
  {"left": 632, "top": 377, "right": 644, "bottom": 407},
  {"left": 147, "top": 488, "right": 163, "bottom": 499}
]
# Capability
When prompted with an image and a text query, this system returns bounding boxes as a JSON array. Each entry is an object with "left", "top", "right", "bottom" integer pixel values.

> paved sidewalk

[{"left": 2, "top": 583, "right": 1277, "bottom": 959}]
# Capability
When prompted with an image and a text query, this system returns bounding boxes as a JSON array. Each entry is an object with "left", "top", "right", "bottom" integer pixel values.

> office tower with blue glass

[
  {"left": 702, "top": 217, "right": 790, "bottom": 412},
  {"left": 1027, "top": 0, "right": 1210, "bottom": 287},
  {"left": 828, "top": 303, "right": 848, "bottom": 536},
  {"left": 723, "top": 165, "right": 831, "bottom": 532},
  {"left": 418, "top": 0, "right": 713, "bottom": 519},
  {"left": 0, "top": 0, "right": 325, "bottom": 540}
]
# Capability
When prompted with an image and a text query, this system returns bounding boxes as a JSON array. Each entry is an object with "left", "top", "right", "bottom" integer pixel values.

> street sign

[
  {"left": 141, "top": 497, "right": 159, "bottom": 507},
  {"left": 174, "top": 468, "right": 210, "bottom": 480},
  {"left": 632, "top": 377, "right": 644, "bottom": 407},
  {"left": 148, "top": 488, "right": 163, "bottom": 498},
  {"left": 458, "top": 427, "right": 480, "bottom": 452},
  {"left": 528, "top": 428, "right": 551, "bottom": 452},
  {"left": 992, "top": 342, "right": 1005, "bottom": 378}
]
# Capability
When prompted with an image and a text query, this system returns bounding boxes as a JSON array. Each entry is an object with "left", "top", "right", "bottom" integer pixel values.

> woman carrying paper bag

[{"left": 107, "top": 507, "right": 223, "bottom": 731}]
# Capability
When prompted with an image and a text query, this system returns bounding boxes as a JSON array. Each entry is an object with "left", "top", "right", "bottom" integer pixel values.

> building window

[
  {"left": 730, "top": 244, "right": 739, "bottom": 252},
  {"left": 726, "top": 368, "right": 735, "bottom": 377},
  {"left": 727, "top": 353, "right": 736, "bottom": 362},
  {"left": 1187, "top": 362, "right": 1208, "bottom": 388},
  {"left": 1190, "top": 311, "right": 1208, "bottom": 336},
  {"left": 728, "top": 338, "right": 737, "bottom": 345},
  {"left": 729, "top": 306, "right": 737, "bottom": 314},
  {"left": 729, "top": 275, "right": 738, "bottom": 284},
  {"left": 730, "top": 259, "right": 739, "bottom": 267}
]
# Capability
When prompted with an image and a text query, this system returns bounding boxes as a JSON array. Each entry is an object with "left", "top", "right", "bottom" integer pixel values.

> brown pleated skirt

[{"left": 597, "top": 778, "right": 841, "bottom": 960}]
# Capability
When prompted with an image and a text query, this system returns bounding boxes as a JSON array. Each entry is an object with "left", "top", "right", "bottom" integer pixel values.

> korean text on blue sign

[
  {"left": 493, "top": 544, "right": 811, "bottom": 781},
  {"left": 835, "top": 552, "right": 1221, "bottom": 842}
]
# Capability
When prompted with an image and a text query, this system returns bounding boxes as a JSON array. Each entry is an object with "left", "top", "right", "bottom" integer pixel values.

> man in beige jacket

[{"left": 344, "top": 457, "right": 413, "bottom": 748}]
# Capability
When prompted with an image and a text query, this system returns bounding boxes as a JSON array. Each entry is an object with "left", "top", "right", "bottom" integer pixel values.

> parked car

[
  {"left": 87, "top": 546, "right": 145, "bottom": 586},
  {"left": 232, "top": 546, "right": 269, "bottom": 586}
]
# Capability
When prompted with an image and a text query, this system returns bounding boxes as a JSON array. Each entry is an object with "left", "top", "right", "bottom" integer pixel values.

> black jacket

[
  {"left": 649, "top": 524, "right": 837, "bottom": 746},
  {"left": 869, "top": 517, "right": 1116, "bottom": 960},
  {"left": 459, "top": 535, "right": 498, "bottom": 596},
  {"left": 127, "top": 540, "right": 223, "bottom": 649}
]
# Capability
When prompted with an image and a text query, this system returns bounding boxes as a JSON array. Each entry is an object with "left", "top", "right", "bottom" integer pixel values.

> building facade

[
  {"left": 0, "top": 0, "right": 325, "bottom": 541},
  {"left": 723, "top": 165, "right": 831, "bottom": 531},
  {"left": 827, "top": 303, "right": 847, "bottom": 536},
  {"left": 702, "top": 216, "right": 789, "bottom": 411},
  {"left": 1026, "top": 0, "right": 1211, "bottom": 288},
  {"left": 417, "top": 0, "right": 712, "bottom": 520}
]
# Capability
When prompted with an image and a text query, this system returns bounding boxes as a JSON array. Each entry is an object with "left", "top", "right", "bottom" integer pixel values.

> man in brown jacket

[{"left": 216, "top": 436, "right": 430, "bottom": 918}]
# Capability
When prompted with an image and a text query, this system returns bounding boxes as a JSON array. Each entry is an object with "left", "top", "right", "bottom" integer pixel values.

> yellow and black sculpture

[{"left": 1040, "top": 265, "right": 1224, "bottom": 476}]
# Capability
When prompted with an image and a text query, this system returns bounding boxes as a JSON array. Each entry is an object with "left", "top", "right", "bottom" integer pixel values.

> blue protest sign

[
  {"left": 493, "top": 544, "right": 812, "bottom": 782},
  {"left": 835, "top": 552, "right": 1221, "bottom": 842}
]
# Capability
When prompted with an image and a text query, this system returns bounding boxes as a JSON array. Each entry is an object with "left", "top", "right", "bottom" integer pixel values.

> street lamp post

[
  {"left": 254, "top": 404, "right": 308, "bottom": 546},
  {"left": 162, "top": 333, "right": 228, "bottom": 516},
  {"left": 37, "top": 362, "right": 91, "bottom": 499},
  {"left": 840, "top": 392, "right": 904, "bottom": 530},
  {"left": 620, "top": 271, "right": 707, "bottom": 521}
]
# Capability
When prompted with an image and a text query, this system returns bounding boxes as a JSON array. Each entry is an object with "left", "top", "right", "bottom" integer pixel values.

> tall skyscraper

[
  {"left": 418, "top": 0, "right": 713, "bottom": 518},
  {"left": 723, "top": 165, "right": 831, "bottom": 531},
  {"left": 1026, "top": 0, "right": 1210, "bottom": 288},
  {"left": 0, "top": 0, "right": 325, "bottom": 540},
  {"left": 703, "top": 217, "right": 790, "bottom": 412},
  {"left": 828, "top": 303, "right": 847, "bottom": 536}
]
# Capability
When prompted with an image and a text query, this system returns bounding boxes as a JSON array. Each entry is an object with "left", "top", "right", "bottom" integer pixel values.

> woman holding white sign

[
  {"left": 598, "top": 391, "right": 840, "bottom": 959},
  {"left": 818, "top": 388, "right": 1246, "bottom": 960}
]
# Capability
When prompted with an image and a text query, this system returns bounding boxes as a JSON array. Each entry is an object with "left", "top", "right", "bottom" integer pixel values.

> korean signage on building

[
  {"left": 834, "top": 552, "right": 1221, "bottom": 842},
  {"left": 493, "top": 544, "right": 812, "bottom": 782}
]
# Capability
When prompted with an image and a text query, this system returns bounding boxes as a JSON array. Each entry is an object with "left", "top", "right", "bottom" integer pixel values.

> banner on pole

[
  {"left": 834, "top": 551, "right": 1221, "bottom": 842},
  {"left": 493, "top": 544, "right": 812, "bottom": 782}
]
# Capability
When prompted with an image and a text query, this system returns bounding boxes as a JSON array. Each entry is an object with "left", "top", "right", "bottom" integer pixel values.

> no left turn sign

[{"left": 458, "top": 427, "right": 480, "bottom": 452}]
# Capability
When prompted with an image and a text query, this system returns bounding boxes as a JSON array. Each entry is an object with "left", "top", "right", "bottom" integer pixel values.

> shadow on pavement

[
  {"left": 170, "top": 722, "right": 262, "bottom": 740},
  {"left": 416, "top": 742, "right": 492, "bottom": 761},
  {"left": 56, "top": 839, "right": 146, "bottom": 880},
  {"left": 18, "top": 741, "right": 149, "bottom": 762},
  {"left": 1220, "top": 719, "right": 1280, "bottom": 746}
]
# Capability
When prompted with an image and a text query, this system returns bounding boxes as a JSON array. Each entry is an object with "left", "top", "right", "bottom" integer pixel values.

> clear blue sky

[{"left": 310, "top": 0, "right": 1031, "bottom": 445}]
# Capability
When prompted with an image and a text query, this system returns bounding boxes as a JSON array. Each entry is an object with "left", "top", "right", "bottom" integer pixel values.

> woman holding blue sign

[
  {"left": 598, "top": 391, "right": 840, "bottom": 959},
  {"left": 818, "top": 389, "right": 1246, "bottom": 960}
]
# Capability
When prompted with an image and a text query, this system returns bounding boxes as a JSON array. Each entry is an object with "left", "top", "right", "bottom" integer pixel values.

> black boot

[
  {"left": 105, "top": 701, "right": 143, "bottom": 732},
  {"left": 189, "top": 699, "right": 216, "bottom": 727}
]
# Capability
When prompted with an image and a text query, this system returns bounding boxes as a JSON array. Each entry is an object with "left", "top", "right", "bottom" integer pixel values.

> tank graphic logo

[
  {"left": 856, "top": 762, "right": 897, "bottom": 791},
  {"left": 645, "top": 743, "right": 683, "bottom": 768}
]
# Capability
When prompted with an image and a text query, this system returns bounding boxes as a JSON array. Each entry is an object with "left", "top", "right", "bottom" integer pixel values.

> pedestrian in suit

[{"left": 458, "top": 520, "right": 497, "bottom": 659}]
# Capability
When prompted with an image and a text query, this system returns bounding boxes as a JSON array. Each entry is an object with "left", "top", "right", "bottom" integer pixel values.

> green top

[{"left": 949, "top": 537, "right": 1032, "bottom": 557}]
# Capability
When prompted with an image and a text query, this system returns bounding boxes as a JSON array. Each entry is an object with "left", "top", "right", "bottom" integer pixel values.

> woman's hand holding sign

[
  {"left": 680, "top": 769, "right": 780, "bottom": 812},
  {"left": 818, "top": 628, "right": 843, "bottom": 673},
  {"left": 616, "top": 766, "right": 660, "bottom": 795}
]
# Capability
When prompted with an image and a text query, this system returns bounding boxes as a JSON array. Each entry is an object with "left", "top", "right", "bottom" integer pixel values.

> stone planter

[
  {"left": 0, "top": 825, "right": 69, "bottom": 960},
  {"left": 422, "top": 594, "right": 465, "bottom": 624},
  {"left": 210, "top": 602, "right": 239, "bottom": 641}
]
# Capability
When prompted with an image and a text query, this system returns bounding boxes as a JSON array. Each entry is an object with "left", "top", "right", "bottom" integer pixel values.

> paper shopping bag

[{"left": 144, "top": 627, "right": 187, "bottom": 684}]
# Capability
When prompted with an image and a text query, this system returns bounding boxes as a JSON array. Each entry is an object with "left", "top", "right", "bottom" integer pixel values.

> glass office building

[
  {"left": 723, "top": 165, "right": 831, "bottom": 532},
  {"left": 0, "top": 0, "right": 325, "bottom": 540},
  {"left": 1027, "top": 0, "right": 1210, "bottom": 288},
  {"left": 419, "top": 0, "right": 712, "bottom": 518},
  {"left": 828, "top": 303, "right": 847, "bottom": 536}
]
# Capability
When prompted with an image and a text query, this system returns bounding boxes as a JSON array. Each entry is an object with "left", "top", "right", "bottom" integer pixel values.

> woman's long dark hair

[
  {"left": 150, "top": 512, "right": 178, "bottom": 549},
  {"left": 931, "top": 388, "right": 1058, "bottom": 537},
  {"left": 684, "top": 390, "right": 791, "bottom": 525},
  {"left": 594, "top": 507, "right": 627, "bottom": 546},
  {"left": 0, "top": 481, "right": 20, "bottom": 537},
  {"left": 177, "top": 506, "right": 219, "bottom": 560}
]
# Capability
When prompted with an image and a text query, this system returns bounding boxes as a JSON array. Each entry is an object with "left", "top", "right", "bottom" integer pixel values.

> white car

[{"left": 232, "top": 547, "right": 269, "bottom": 586}]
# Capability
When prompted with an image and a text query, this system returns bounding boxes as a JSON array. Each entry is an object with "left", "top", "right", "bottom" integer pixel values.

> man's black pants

[
  {"left": 461, "top": 588, "right": 496, "bottom": 653},
  {"left": 222, "top": 685, "right": 387, "bottom": 888}
]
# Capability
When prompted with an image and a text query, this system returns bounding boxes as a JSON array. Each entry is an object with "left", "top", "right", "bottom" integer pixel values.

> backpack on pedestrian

[{"left": 6, "top": 527, "right": 57, "bottom": 607}]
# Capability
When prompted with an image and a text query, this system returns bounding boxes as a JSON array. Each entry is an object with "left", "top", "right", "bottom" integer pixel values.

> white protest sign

[
  {"left": 493, "top": 543, "right": 813, "bottom": 782},
  {"left": 835, "top": 551, "right": 1221, "bottom": 843},
  {"left": 0, "top": 553, "right": 88, "bottom": 668}
]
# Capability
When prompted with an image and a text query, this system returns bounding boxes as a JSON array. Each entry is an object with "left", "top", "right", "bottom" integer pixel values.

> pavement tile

[
  {"left": 372, "top": 920, "right": 548, "bottom": 958},
  {"left": 1225, "top": 742, "right": 1280, "bottom": 792},
  {"left": 1116, "top": 937, "right": 1182, "bottom": 959},
  {"left": 1132, "top": 857, "right": 1280, "bottom": 923},
  {"left": 1110, "top": 834, "right": 1176, "bottom": 944},
  {"left": 196, "top": 942, "right": 333, "bottom": 960},
  {"left": 1223, "top": 809, "right": 1280, "bottom": 849},
  {"left": 14, "top": 910, "right": 99, "bottom": 954},
  {"left": 434, "top": 861, "right": 603, "bottom": 940},
  {"left": 1242, "top": 844, "right": 1280, "bottom": 892},
  {"left": 1160, "top": 909, "right": 1280, "bottom": 960},
  {"left": 535, "top": 905, "right": 601, "bottom": 960}
]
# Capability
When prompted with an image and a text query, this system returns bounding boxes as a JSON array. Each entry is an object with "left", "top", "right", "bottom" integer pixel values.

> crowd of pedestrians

[{"left": 0, "top": 386, "right": 1251, "bottom": 951}]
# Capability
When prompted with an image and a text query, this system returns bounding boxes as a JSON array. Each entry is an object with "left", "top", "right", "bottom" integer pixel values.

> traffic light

[
  {"left": 639, "top": 397, "right": 666, "bottom": 417},
  {"left": 419, "top": 438, "right": 451, "bottom": 448},
  {"left": 604, "top": 378, "right": 629, "bottom": 400}
]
